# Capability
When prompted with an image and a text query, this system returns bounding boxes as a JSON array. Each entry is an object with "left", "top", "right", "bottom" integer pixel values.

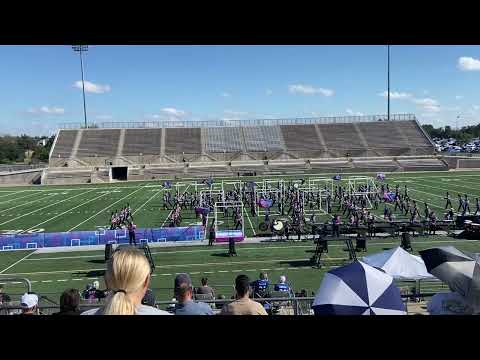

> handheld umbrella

[
  {"left": 312, "top": 261, "right": 406, "bottom": 315},
  {"left": 419, "top": 246, "right": 480, "bottom": 313}
]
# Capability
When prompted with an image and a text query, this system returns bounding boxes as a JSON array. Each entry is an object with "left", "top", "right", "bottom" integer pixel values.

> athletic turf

[
  {"left": 1, "top": 170, "right": 480, "bottom": 305},
  {"left": 1, "top": 170, "right": 480, "bottom": 236}
]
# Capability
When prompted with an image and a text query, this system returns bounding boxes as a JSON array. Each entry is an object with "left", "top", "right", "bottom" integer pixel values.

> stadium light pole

[
  {"left": 72, "top": 45, "right": 88, "bottom": 128},
  {"left": 387, "top": 44, "right": 390, "bottom": 122}
]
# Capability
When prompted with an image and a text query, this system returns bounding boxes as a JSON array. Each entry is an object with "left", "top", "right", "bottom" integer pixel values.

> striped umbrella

[
  {"left": 313, "top": 261, "right": 406, "bottom": 315},
  {"left": 419, "top": 246, "right": 480, "bottom": 313}
]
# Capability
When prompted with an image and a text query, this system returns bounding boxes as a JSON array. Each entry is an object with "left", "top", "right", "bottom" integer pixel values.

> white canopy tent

[{"left": 362, "top": 246, "right": 434, "bottom": 280}]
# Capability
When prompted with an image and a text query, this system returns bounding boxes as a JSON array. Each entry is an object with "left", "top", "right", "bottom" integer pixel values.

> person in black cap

[{"left": 174, "top": 273, "right": 213, "bottom": 315}]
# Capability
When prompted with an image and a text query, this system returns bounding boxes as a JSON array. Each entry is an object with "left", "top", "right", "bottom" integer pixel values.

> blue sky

[{"left": 1, "top": 45, "right": 480, "bottom": 136}]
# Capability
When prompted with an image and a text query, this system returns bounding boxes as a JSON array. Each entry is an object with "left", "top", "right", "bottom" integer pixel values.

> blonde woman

[{"left": 82, "top": 247, "right": 170, "bottom": 315}]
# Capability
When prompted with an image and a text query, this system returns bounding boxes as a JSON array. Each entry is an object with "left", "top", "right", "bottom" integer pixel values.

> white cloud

[
  {"left": 378, "top": 91, "right": 412, "bottom": 100},
  {"left": 458, "top": 56, "right": 480, "bottom": 71},
  {"left": 288, "top": 84, "right": 334, "bottom": 97},
  {"left": 27, "top": 106, "right": 65, "bottom": 115},
  {"left": 412, "top": 98, "right": 440, "bottom": 112},
  {"left": 455, "top": 95, "right": 464, "bottom": 100},
  {"left": 266, "top": 89, "right": 273, "bottom": 96},
  {"left": 346, "top": 108, "right": 364, "bottom": 116},
  {"left": 74, "top": 80, "right": 111, "bottom": 94},
  {"left": 221, "top": 92, "right": 231, "bottom": 98},
  {"left": 161, "top": 107, "right": 187, "bottom": 117},
  {"left": 473, "top": 105, "right": 480, "bottom": 111}
]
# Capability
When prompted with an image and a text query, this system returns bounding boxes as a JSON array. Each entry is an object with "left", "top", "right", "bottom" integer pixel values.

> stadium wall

[{"left": 0, "top": 169, "right": 44, "bottom": 185}]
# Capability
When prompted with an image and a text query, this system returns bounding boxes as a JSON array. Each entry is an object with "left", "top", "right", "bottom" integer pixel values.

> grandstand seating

[
  {"left": 243, "top": 126, "right": 285, "bottom": 152},
  {"left": 48, "top": 119, "right": 437, "bottom": 179},
  {"left": 123, "top": 129, "right": 162, "bottom": 156},
  {"left": 280, "top": 125, "right": 320, "bottom": 152},
  {"left": 396, "top": 120, "right": 433, "bottom": 148},
  {"left": 318, "top": 123, "right": 367, "bottom": 156},
  {"left": 164, "top": 128, "right": 202, "bottom": 155},
  {"left": 51, "top": 130, "right": 78, "bottom": 158},
  {"left": 356, "top": 121, "right": 408, "bottom": 156},
  {"left": 77, "top": 129, "right": 121, "bottom": 158},
  {"left": 205, "top": 127, "right": 244, "bottom": 153}
]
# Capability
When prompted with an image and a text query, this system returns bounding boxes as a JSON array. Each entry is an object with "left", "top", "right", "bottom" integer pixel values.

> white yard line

[
  {"left": 67, "top": 186, "right": 146, "bottom": 232},
  {"left": 243, "top": 207, "right": 257, "bottom": 236},
  {"left": 0, "top": 190, "right": 27, "bottom": 198},
  {"left": 5, "top": 239, "right": 478, "bottom": 277},
  {"left": 132, "top": 188, "right": 164, "bottom": 216},
  {"left": 0, "top": 191, "right": 60, "bottom": 215},
  {"left": 24, "top": 191, "right": 111, "bottom": 232},
  {"left": 0, "top": 189, "right": 97, "bottom": 227},
  {"left": 414, "top": 178, "right": 480, "bottom": 197},
  {"left": 0, "top": 251, "right": 35, "bottom": 274},
  {"left": 0, "top": 191, "right": 42, "bottom": 205}
]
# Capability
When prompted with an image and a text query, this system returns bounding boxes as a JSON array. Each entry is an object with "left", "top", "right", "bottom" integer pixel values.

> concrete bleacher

[
  {"left": 51, "top": 130, "right": 78, "bottom": 158},
  {"left": 123, "top": 128, "right": 162, "bottom": 156},
  {"left": 356, "top": 121, "right": 409, "bottom": 156},
  {"left": 46, "top": 117, "right": 440, "bottom": 181},
  {"left": 77, "top": 129, "right": 121, "bottom": 158},
  {"left": 280, "top": 125, "right": 320, "bottom": 152},
  {"left": 396, "top": 120, "right": 433, "bottom": 147},
  {"left": 243, "top": 126, "right": 285, "bottom": 152},
  {"left": 205, "top": 127, "right": 244, "bottom": 153},
  {"left": 318, "top": 123, "right": 367, "bottom": 156},
  {"left": 165, "top": 128, "right": 202, "bottom": 155}
]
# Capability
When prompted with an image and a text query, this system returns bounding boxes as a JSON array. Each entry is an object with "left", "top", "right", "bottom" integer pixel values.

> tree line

[
  {"left": 0, "top": 134, "right": 55, "bottom": 164},
  {"left": 422, "top": 123, "right": 480, "bottom": 144}
]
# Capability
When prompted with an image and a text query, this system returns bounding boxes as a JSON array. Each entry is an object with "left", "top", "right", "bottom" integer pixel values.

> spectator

[
  {"left": 220, "top": 275, "right": 267, "bottom": 315},
  {"left": 427, "top": 289, "right": 473, "bottom": 315},
  {"left": 52, "top": 289, "right": 81, "bottom": 316},
  {"left": 81, "top": 247, "right": 171, "bottom": 315},
  {"left": 173, "top": 273, "right": 213, "bottom": 315},
  {"left": 0, "top": 285, "right": 11, "bottom": 305},
  {"left": 274, "top": 276, "right": 291, "bottom": 293},
  {"left": 195, "top": 277, "right": 215, "bottom": 298},
  {"left": 20, "top": 293, "right": 38, "bottom": 315},
  {"left": 251, "top": 272, "right": 269, "bottom": 298}
]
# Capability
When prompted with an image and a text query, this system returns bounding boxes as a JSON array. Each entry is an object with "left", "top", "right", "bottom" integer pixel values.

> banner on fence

[{"left": 0, "top": 226, "right": 205, "bottom": 251}]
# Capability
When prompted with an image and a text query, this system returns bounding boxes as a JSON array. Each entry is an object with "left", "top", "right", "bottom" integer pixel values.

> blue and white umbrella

[{"left": 313, "top": 261, "right": 406, "bottom": 315}]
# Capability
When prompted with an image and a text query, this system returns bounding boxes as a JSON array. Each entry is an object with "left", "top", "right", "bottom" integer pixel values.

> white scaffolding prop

[
  {"left": 344, "top": 176, "right": 377, "bottom": 209},
  {"left": 254, "top": 179, "right": 285, "bottom": 217},
  {"left": 214, "top": 200, "right": 244, "bottom": 234}
]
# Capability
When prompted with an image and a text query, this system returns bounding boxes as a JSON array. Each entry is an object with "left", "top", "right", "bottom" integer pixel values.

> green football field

[
  {"left": 0, "top": 170, "right": 480, "bottom": 236},
  {"left": 1, "top": 169, "right": 480, "bottom": 307}
]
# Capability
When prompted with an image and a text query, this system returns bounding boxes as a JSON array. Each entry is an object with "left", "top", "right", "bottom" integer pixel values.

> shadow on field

[
  {"left": 72, "top": 270, "right": 105, "bottom": 278},
  {"left": 278, "top": 259, "right": 313, "bottom": 268},
  {"left": 88, "top": 259, "right": 106, "bottom": 264},
  {"left": 210, "top": 252, "right": 231, "bottom": 258}
]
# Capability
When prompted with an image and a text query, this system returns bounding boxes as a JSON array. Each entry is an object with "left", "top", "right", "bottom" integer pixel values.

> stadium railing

[
  {"left": 59, "top": 114, "right": 416, "bottom": 130},
  {"left": 0, "top": 293, "right": 439, "bottom": 315}
]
